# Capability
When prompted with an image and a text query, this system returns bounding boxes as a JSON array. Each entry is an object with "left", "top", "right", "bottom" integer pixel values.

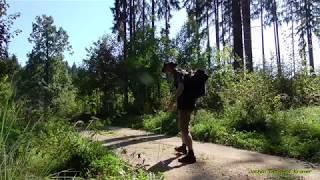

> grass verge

[{"left": 117, "top": 107, "right": 320, "bottom": 163}]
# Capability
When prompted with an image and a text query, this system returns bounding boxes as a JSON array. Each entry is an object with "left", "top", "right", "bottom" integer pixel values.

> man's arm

[
  {"left": 168, "top": 82, "right": 184, "bottom": 112},
  {"left": 176, "top": 82, "right": 184, "bottom": 99}
]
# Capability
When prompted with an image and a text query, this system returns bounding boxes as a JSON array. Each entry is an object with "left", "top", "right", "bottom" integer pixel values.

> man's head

[{"left": 162, "top": 62, "right": 177, "bottom": 75}]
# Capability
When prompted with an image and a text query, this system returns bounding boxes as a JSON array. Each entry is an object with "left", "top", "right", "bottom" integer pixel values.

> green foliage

[
  {"left": 0, "top": 78, "right": 18, "bottom": 157},
  {"left": 89, "top": 153, "right": 125, "bottom": 178},
  {"left": 138, "top": 107, "right": 320, "bottom": 163},
  {"left": 0, "top": 55, "right": 20, "bottom": 79},
  {"left": 174, "top": 20, "right": 208, "bottom": 69},
  {"left": 159, "top": 80, "right": 172, "bottom": 109},
  {"left": 78, "top": 28, "right": 171, "bottom": 115},
  {"left": 204, "top": 65, "right": 282, "bottom": 132},
  {"left": 0, "top": 0, "right": 20, "bottom": 58},
  {"left": 126, "top": 29, "right": 165, "bottom": 114},
  {"left": 79, "top": 89, "right": 104, "bottom": 115},
  {"left": 28, "top": 15, "right": 72, "bottom": 57},
  {"left": 82, "top": 35, "right": 125, "bottom": 116},
  {"left": 47, "top": 58, "right": 78, "bottom": 116},
  {"left": 292, "top": 73, "right": 320, "bottom": 106},
  {"left": 1, "top": 77, "right": 157, "bottom": 179},
  {"left": 18, "top": 56, "right": 77, "bottom": 116},
  {"left": 2, "top": 109, "right": 158, "bottom": 179},
  {"left": 0, "top": 79, "right": 35, "bottom": 179},
  {"left": 0, "top": 76, "right": 13, "bottom": 105},
  {"left": 223, "top": 74, "right": 281, "bottom": 132},
  {"left": 143, "top": 111, "right": 179, "bottom": 135},
  {"left": 15, "top": 15, "right": 75, "bottom": 116},
  {"left": 90, "top": 153, "right": 162, "bottom": 179},
  {"left": 191, "top": 116, "right": 228, "bottom": 143},
  {"left": 202, "top": 64, "right": 234, "bottom": 112},
  {"left": 25, "top": 118, "right": 159, "bottom": 179}
]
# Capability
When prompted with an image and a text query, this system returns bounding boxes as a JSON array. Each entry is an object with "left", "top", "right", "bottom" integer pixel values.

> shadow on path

[
  {"left": 100, "top": 134, "right": 156, "bottom": 144},
  {"left": 148, "top": 153, "right": 187, "bottom": 173},
  {"left": 103, "top": 134, "right": 169, "bottom": 150}
]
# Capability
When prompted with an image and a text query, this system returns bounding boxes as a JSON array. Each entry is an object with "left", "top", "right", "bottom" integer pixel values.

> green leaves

[
  {"left": 0, "top": 0, "right": 20, "bottom": 58},
  {"left": 28, "top": 15, "right": 72, "bottom": 58},
  {"left": 15, "top": 15, "right": 77, "bottom": 115}
]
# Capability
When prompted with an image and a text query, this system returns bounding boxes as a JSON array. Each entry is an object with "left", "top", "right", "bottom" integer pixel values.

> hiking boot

[
  {"left": 174, "top": 144, "right": 187, "bottom": 154},
  {"left": 178, "top": 151, "right": 196, "bottom": 164}
]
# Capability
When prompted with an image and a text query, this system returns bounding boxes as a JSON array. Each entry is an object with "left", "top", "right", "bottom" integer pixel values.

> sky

[
  {"left": 7, "top": 0, "right": 186, "bottom": 66},
  {"left": 6, "top": 0, "right": 320, "bottom": 69}
]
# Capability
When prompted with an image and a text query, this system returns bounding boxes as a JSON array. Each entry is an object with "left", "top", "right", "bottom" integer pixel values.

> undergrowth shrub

[
  {"left": 143, "top": 111, "right": 178, "bottom": 135},
  {"left": 139, "top": 104, "right": 320, "bottom": 163},
  {"left": 191, "top": 110, "right": 267, "bottom": 151},
  {"left": 1, "top": 77, "right": 160, "bottom": 179},
  {"left": 3, "top": 115, "right": 160, "bottom": 179},
  {"left": 222, "top": 73, "right": 281, "bottom": 132},
  {"left": 292, "top": 73, "right": 320, "bottom": 106}
]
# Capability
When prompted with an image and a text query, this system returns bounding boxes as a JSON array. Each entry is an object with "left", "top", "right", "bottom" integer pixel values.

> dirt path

[{"left": 81, "top": 127, "right": 320, "bottom": 180}]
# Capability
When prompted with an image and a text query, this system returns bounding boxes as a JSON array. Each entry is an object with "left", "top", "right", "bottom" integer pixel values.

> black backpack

[{"left": 183, "top": 69, "right": 209, "bottom": 99}]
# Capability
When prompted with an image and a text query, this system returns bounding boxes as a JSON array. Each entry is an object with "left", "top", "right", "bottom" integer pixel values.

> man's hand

[
  {"left": 168, "top": 101, "right": 177, "bottom": 112},
  {"left": 167, "top": 97, "right": 177, "bottom": 112}
]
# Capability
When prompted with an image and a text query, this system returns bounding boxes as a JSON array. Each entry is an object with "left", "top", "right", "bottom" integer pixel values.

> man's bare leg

[
  {"left": 178, "top": 110, "right": 196, "bottom": 163},
  {"left": 180, "top": 110, "right": 193, "bottom": 151},
  {"left": 175, "top": 110, "right": 187, "bottom": 154}
]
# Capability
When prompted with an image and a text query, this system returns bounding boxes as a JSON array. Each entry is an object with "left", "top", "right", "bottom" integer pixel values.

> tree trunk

[
  {"left": 273, "top": 21, "right": 280, "bottom": 76},
  {"left": 143, "top": 0, "right": 145, "bottom": 31},
  {"left": 165, "top": 0, "right": 170, "bottom": 62},
  {"left": 272, "top": 0, "right": 281, "bottom": 76},
  {"left": 221, "top": 1, "right": 225, "bottom": 48},
  {"left": 301, "top": 31, "right": 307, "bottom": 68},
  {"left": 129, "top": 0, "right": 133, "bottom": 41},
  {"left": 228, "top": 0, "right": 232, "bottom": 47},
  {"left": 232, "top": 0, "right": 243, "bottom": 70},
  {"left": 214, "top": 0, "right": 220, "bottom": 52},
  {"left": 152, "top": 0, "right": 155, "bottom": 31},
  {"left": 275, "top": 20, "right": 281, "bottom": 75},
  {"left": 260, "top": 0, "right": 266, "bottom": 72},
  {"left": 306, "top": 0, "right": 314, "bottom": 73},
  {"left": 133, "top": 0, "right": 136, "bottom": 41},
  {"left": 151, "top": 0, "right": 160, "bottom": 100},
  {"left": 45, "top": 30, "right": 50, "bottom": 109},
  {"left": 165, "top": 0, "right": 169, "bottom": 39},
  {"left": 241, "top": 0, "right": 253, "bottom": 72},
  {"left": 206, "top": 0, "right": 211, "bottom": 68},
  {"left": 290, "top": 5, "right": 295, "bottom": 76},
  {"left": 214, "top": 0, "right": 220, "bottom": 65},
  {"left": 152, "top": 0, "right": 156, "bottom": 39},
  {"left": 123, "top": 0, "right": 128, "bottom": 108},
  {"left": 196, "top": 0, "right": 201, "bottom": 64},
  {"left": 45, "top": 38, "right": 49, "bottom": 86}
]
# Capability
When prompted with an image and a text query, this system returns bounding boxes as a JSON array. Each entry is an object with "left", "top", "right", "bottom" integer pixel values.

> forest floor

[{"left": 81, "top": 127, "right": 320, "bottom": 180}]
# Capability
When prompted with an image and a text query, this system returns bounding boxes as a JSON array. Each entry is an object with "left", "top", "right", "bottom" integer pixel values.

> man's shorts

[{"left": 177, "top": 94, "right": 196, "bottom": 111}]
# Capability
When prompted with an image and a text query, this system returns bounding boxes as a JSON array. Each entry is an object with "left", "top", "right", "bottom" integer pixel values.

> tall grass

[
  {"left": 0, "top": 77, "right": 41, "bottom": 179},
  {"left": 0, "top": 78, "right": 162, "bottom": 179},
  {"left": 0, "top": 104, "right": 161, "bottom": 179},
  {"left": 0, "top": 85, "right": 19, "bottom": 178}
]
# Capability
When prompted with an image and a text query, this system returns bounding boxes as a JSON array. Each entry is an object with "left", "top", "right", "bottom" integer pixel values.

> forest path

[{"left": 81, "top": 127, "right": 320, "bottom": 180}]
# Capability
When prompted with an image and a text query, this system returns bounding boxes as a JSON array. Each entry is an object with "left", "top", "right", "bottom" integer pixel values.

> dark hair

[{"left": 162, "top": 62, "right": 178, "bottom": 72}]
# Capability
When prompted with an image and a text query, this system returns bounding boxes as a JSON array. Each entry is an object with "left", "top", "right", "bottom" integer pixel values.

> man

[{"left": 162, "top": 62, "right": 196, "bottom": 164}]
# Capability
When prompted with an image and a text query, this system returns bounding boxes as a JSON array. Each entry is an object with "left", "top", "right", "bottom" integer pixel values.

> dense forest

[{"left": 1, "top": 0, "right": 320, "bottom": 179}]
